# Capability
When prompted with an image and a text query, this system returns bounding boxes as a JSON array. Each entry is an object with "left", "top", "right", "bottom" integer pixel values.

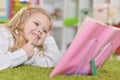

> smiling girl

[{"left": 0, "top": 6, "right": 62, "bottom": 70}]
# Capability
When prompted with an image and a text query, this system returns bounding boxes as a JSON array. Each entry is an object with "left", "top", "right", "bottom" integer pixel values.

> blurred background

[{"left": 0, "top": 0, "right": 120, "bottom": 59}]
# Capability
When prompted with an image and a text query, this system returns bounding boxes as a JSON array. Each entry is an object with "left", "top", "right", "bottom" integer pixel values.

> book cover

[{"left": 49, "top": 17, "right": 120, "bottom": 77}]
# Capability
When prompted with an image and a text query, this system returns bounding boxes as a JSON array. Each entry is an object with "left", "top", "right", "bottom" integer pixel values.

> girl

[{"left": 0, "top": 5, "right": 62, "bottom": 70}]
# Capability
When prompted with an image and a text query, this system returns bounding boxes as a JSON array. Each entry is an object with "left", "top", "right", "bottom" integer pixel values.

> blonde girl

[{"left": 0, "top": 5, "right": 62, "bottom": 70}]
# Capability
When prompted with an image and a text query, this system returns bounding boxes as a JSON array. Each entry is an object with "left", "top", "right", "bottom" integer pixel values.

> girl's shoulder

[{"left": 0, "top": 24, "right": 12, "bottom": 38}]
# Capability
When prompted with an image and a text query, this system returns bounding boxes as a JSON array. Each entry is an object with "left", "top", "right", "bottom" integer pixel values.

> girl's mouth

[
  {"left": 36, "top": 35, "right": 40, "bottom": 39},
  {"left": 32, "top": 33, "right": 40, "bottom": 40}
]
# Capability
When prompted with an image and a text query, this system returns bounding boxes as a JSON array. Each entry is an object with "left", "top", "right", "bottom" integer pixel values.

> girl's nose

[{"left": 38, "top": 29, "right": 43, "bottom": 34}]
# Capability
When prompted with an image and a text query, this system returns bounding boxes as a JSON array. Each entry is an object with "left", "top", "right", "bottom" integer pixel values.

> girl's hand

[{"left": 22, "top": 36, "right": 36, "bottom": 58}]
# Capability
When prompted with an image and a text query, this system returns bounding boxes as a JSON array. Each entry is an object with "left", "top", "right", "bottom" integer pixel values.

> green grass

[{"left": 0, "top": 59, "right": 120, "bottom": 80}]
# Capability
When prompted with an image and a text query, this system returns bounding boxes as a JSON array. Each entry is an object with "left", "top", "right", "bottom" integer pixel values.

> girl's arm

[
  {"left": 0, "top": 28, "right": 28, "bottom": 70},
  {"left": 32, "top": 36, "right": 63, "bottom": 67},
  {"left": 43, "top": 36, "right": 63, "bottom": 67}
]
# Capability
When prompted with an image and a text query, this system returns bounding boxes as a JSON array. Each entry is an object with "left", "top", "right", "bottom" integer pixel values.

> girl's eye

[
  {"left": 43, "top": 29, "right": 47, "bottom": 33},
  {"left": 34, "top": 22, "right": 39, "bottom": 26}
]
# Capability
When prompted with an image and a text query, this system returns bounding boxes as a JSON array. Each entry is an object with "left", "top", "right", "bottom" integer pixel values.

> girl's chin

[{"left": 31, "top": 42, "right": 42, "bottom": 47}]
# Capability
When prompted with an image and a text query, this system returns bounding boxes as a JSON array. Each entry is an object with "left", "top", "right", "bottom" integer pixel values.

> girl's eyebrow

[
  {"left": 34, "top": 19, "right": 41, "bottom": 24},
  {"left": 42, "top": 27, "right": 49, "bottom": 31}
]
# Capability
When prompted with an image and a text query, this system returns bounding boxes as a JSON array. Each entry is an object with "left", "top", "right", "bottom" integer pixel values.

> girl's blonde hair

[{"left": 7, "top": 5, "right": 52, "bottom": 52}]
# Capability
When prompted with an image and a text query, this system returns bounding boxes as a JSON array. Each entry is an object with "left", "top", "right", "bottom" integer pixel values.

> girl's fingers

[{"left": 28, "top": 36, "right": 37, "bottom": 45}]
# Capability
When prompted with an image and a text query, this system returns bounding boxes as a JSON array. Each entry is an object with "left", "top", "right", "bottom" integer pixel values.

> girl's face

[{"left": 23, "top": 12, "right": 51, "bottom": 47}]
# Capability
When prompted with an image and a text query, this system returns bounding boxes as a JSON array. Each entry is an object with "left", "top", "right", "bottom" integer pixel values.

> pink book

[{"left": 49, "top": 17, "right": 120, "bottom": 77}]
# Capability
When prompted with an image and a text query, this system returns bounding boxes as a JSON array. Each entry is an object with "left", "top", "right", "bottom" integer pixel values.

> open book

[{"left": 49, "top": 17, "right": 120, "bottom": 77}]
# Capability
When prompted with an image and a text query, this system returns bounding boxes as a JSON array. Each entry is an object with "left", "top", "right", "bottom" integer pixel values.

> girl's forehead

[{"left": 30, "top": 12, "right": 49, "bottom": 19}]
